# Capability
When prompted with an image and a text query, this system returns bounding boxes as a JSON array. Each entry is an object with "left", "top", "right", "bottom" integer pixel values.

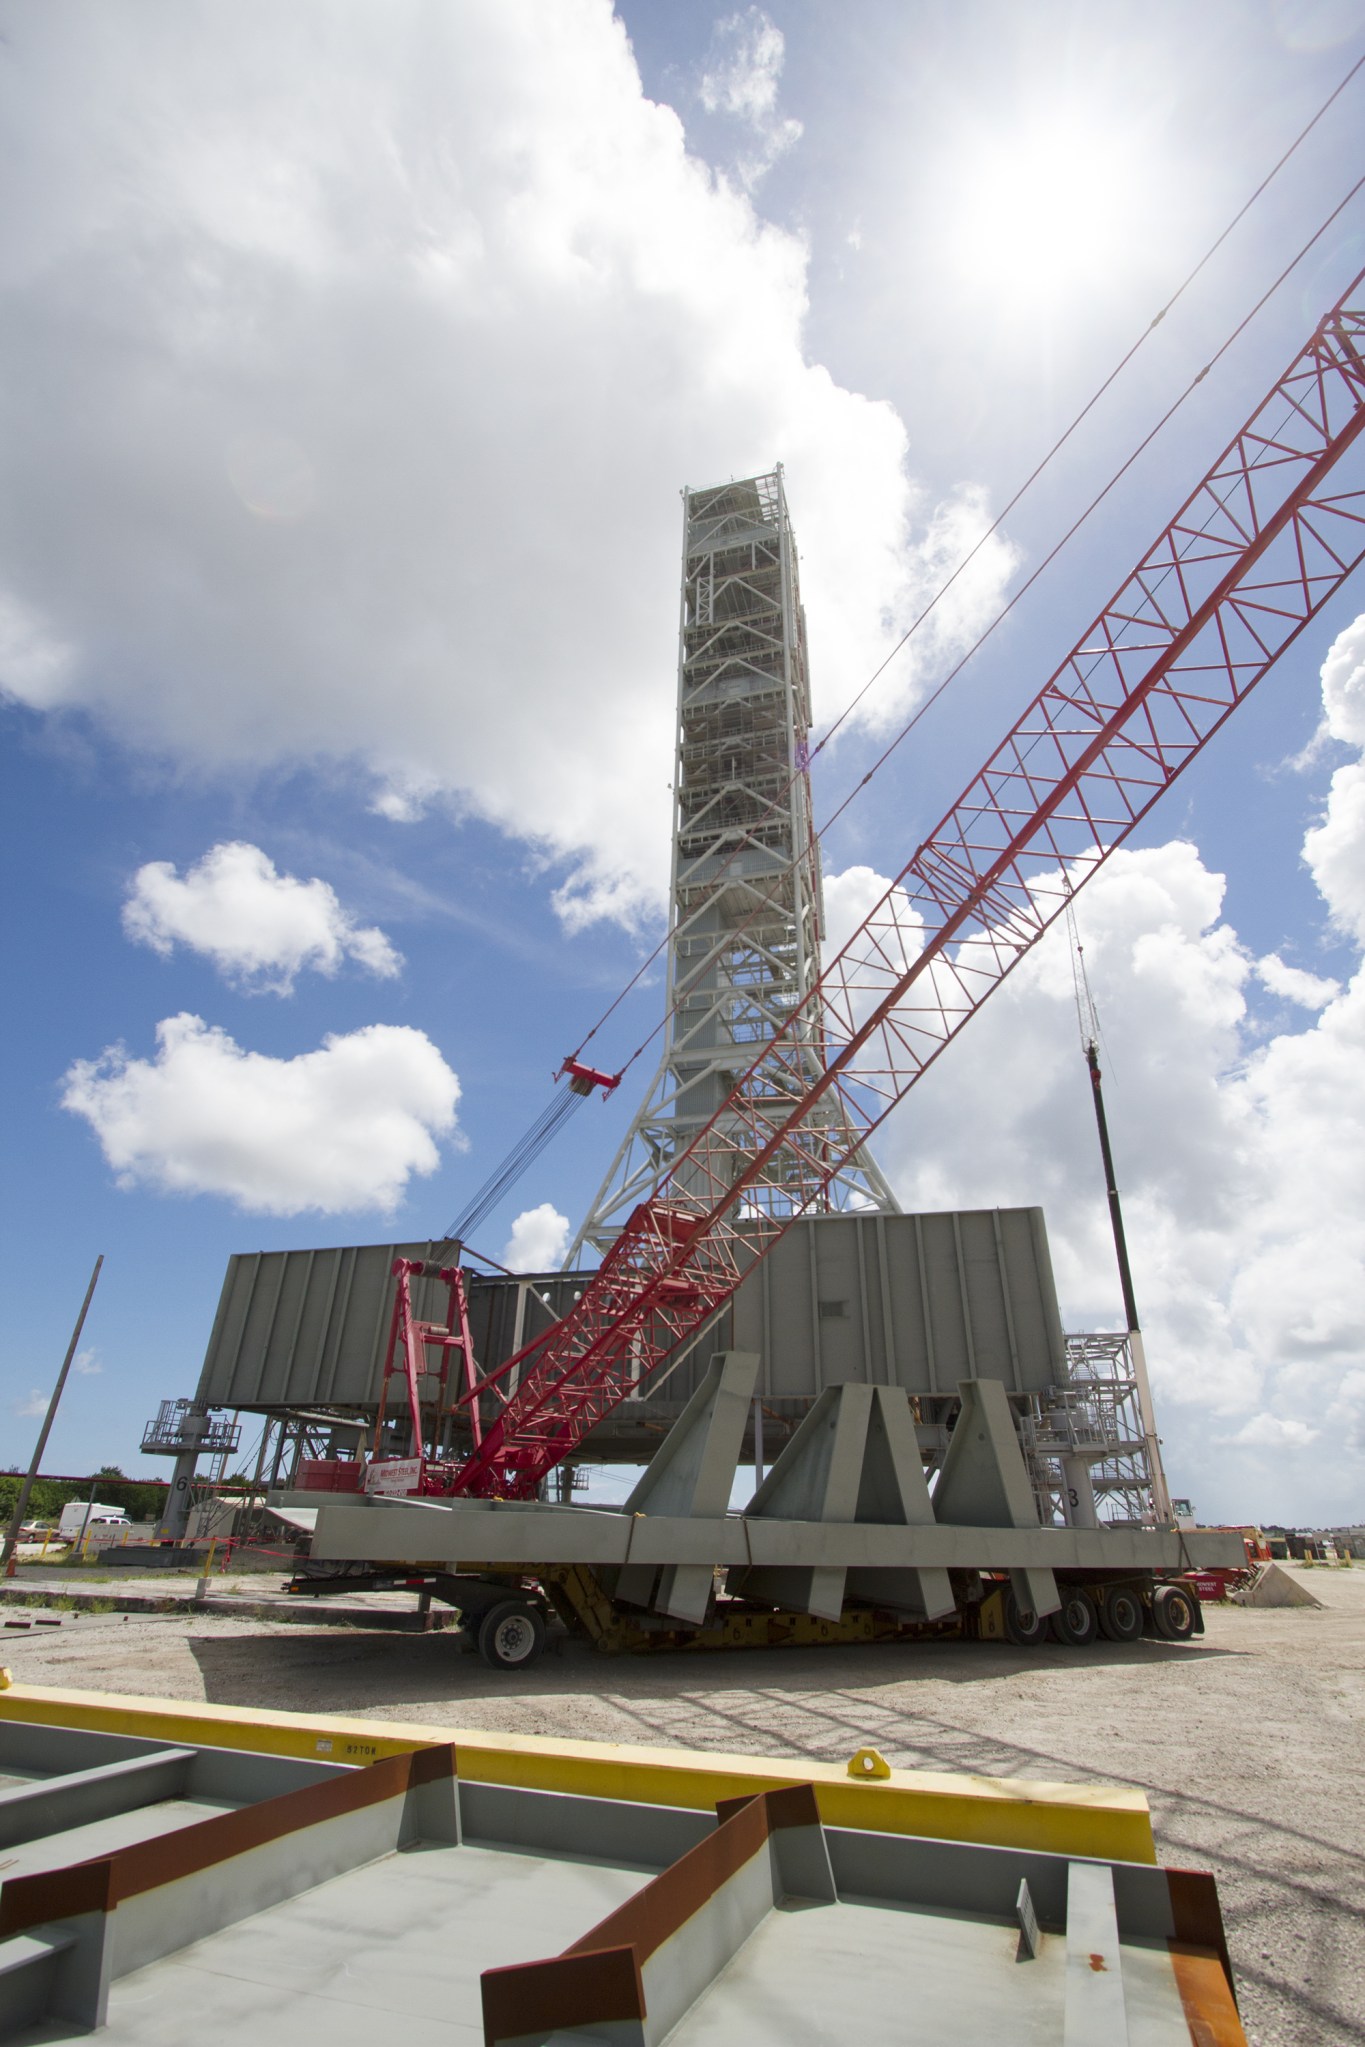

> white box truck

[{"left": 58, "top": 1501, "right": 130, "bottom": 1540}]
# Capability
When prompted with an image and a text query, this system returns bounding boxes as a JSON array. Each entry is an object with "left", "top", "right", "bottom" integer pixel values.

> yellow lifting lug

[{"left": 847, "top": 1746, "right": 891, "bottom": 1781}]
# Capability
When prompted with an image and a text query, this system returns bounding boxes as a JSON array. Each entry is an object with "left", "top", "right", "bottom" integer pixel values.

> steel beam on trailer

[
  {"left": 606, "top": 1351, "right": 759, "bottom": 1624},
  {"left": 295, "top": 1492, "right": 1243, "bottom": 1576},
  {"left": 729, "top": 1381, "right": 955, "bottom": 1622}
]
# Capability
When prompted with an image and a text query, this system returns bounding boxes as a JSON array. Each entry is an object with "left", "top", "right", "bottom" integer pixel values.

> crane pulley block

[{"left": 560, "top": 1058, "right": 622, "bottom": 1098}]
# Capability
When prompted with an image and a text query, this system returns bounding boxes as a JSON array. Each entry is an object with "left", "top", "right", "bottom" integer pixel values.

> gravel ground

[{"left": 3, "top": 1565, "right": 1362, "bottom": 2045}]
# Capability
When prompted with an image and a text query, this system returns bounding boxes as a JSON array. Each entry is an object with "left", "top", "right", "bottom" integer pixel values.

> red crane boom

[{"left": 454, "top": 273, "right": 1365, "bottom": 1498}]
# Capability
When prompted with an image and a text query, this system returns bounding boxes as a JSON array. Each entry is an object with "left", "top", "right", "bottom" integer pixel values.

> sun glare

[{"left": 947, "top": 111, "right": 1148, "bottom": 310}]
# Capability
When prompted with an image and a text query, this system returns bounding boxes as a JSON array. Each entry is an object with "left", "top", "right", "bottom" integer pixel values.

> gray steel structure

[
  {"left": 191, "top": 1207, "right": 1067, "bottom": 1465},
  {"left": 0, "top": 1715, "right": 1242, "bottom": 2042},
  {"left": 292, "top": 1353, "right": 1241, "bottom": 1637},
  {"left": 567, "top": 467, "right": 895, "bottom": 1263}
]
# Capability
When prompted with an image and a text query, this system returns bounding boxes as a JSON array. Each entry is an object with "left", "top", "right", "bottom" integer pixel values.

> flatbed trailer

[
  {"left": 279, "top": 1356, "right": 1242, "bottom": 1670},
  {"left": 285, "top": 1555, "right": 1218, "bottom": 1667}
]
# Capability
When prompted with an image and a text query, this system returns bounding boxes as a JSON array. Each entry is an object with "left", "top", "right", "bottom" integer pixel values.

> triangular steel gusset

[
  {"left": 606, "top": 1350, "right": 758, "bottom": 1626},
  {"left": 728, "top": 1383, "right": 956, "bottom": 1623},
  {"left": 934, "top": 1377, "right": 1058, "bottom": 1619}
]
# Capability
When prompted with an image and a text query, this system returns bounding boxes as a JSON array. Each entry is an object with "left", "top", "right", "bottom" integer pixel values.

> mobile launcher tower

[{"left": 566, "top": 467, "right": 896, "bottom": 1265}]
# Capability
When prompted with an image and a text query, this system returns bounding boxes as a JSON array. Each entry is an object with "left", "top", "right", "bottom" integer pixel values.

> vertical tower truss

[{"left": 568, "top": 468, "right": 897, "bottom": 1261}]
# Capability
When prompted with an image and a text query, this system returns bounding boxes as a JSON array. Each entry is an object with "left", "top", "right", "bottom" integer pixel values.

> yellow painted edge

[{"left": 0, "top": 1683, "right": 1155, "bottom": 1865}]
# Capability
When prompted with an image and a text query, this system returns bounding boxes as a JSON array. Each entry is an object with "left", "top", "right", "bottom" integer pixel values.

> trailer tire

[
  {"left": 1048, "top": 1589, "right": 1098, "bottom": 1647},
  {"left": 1152, "top": 1583, "right": 1198, "bottom": 1642},
  {"left": 1002, "top": 1591, "right": 1049, "bottom": 1647},
  {"left": 478, "top": 1600, "right": 546, "bottom": 1671},
  {"left": 1098, "top": 1584, "right": 1144, "bottom": 1643}
]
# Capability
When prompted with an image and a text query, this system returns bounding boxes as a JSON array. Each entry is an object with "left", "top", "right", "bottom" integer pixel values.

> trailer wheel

[
  {"left": 1151, "top": 1583, "right": 1198, "bottom": 1642},
  {"left": 1098, "top": 1584, "right": 1144, "bottom": 1643},
  {"left": 478, "top": 1600, "right": 546, "bottom": 1671},
  {"left": 1002, "top": 1591, "right": 1049, "bottom": 1646},
  {"left": 1048, "top": 1589, "right": 1098, "bottom": 1647}
]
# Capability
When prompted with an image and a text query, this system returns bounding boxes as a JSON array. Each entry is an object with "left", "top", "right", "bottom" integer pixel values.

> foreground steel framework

[
  {"left": 453, "top": 277, "right": 1365, "bottom": 1498},
  {"left": 568, "top": 469, "right": 896, "bottom": 1264}
]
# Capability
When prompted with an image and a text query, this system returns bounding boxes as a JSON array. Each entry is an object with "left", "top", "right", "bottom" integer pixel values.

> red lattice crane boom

[{"left": 453, "top": 272, "right": 1365, "bottom": 1499}]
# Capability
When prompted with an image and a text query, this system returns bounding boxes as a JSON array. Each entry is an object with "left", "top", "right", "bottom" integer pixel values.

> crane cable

[
  {"left": 587, "top": 177, "right": 1365, "bottom": 1107},
  {"left": 445, "top": 183, "right": 1363, "bottom": 1272},
  {"left": 1065, "top": 895, "right": 1101, "bottom": 1055},
  {"left": 565, "top": 53, "right": 1365, "bottom": 1074},
  {"left": 431, "top": 1081, "right": 586, "bottom": 1259},
  {"left": 437, "top": 67, "right": 1364, "bottom": 1256}
]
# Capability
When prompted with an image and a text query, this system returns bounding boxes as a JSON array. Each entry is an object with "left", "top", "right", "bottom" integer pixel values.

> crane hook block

[{"left": 560, "top": 1058, "right": 623, "bottom": 1098}]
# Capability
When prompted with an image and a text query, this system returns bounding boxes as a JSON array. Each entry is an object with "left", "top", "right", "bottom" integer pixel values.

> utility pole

[{"left": 1, "top": 1254, "right": 104, "bottom": 1571}]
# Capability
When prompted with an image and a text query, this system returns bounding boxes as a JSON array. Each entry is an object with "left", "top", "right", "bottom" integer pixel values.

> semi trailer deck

[{"left": 280, "top": 1356, "right": 1243, "bottom": 1668}]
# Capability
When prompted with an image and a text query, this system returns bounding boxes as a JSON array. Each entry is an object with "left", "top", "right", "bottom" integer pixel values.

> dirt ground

[{"left": 3, "top": 1565, "right": 1362, "bottom": 2046}]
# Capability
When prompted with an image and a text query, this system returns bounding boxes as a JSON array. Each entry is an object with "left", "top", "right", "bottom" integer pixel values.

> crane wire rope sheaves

[
  {"left": 564, "top": 55, "right": 1365, "bottom": 1076},
  {"left": 448, "top": 273, "right": 1365, "bottom": 1495}
]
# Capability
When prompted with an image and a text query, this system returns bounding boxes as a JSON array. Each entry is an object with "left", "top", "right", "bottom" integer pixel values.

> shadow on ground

[{"left": 183, "top": 1623, "right": 1229, "bottom": 1714}]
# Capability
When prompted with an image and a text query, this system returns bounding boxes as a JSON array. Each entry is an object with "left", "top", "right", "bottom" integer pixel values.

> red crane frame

[{"left": 449, "top": 275, "right": 1365, "bottom": 1498}]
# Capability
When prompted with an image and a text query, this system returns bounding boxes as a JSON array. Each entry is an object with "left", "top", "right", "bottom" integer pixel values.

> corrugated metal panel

[
  {"left": 199, "top": 1243, "right": 433, "bottom": 1410},
  {"left": 716, "top": 1208, "right": 1062, "bottom": 1405},
  {"left": 194, "top": 1209, "right": 1065, "bottom": 1423}
]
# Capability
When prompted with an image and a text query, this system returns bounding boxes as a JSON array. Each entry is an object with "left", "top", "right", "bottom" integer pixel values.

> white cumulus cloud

[
  {"left": 1320, "top": 611, "right": 1365, "bottom": 746},
  {"left": 1224, "top": 1413, "right": 1320, "bottom": 1451},
  {"left": 699, "top": 7, "right": 803, "bottom": 188},
  {"left": 15, "top": 1390, "right": 48, "bottom": 1420},
  {"left": 1302, "top": 620, "right": 1365, "bottom": 949},
  {"left": 0, "top": 0, "right": 1013, "bottom": 932},
  {"left": 123, "top": 841, "right": 401, "bottom": 993},
  {"left": 61, "top": 1014, "right": 459, "bottom": 1215},
  {"left": 503, "top": 1202, "right": 571, "bottom": 1273},
  {"left": 1254, "top": 952, "right": 1340, "bottom": 1009},
  {"left": 0, "top": 588, "right": 72, "bottom": 703}
]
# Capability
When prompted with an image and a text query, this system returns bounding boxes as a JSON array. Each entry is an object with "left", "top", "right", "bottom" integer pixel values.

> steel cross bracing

[
  {"left": 454, "top": 278, "right": 1365, "bottom": 1499},
  {"left": 566, "top": 468, "right": 897, "bottom": 1267}
]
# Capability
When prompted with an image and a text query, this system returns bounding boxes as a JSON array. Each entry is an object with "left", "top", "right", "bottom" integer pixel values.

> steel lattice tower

[{"left": 567, "top": 468, "right": 897, "bottom": 1263}]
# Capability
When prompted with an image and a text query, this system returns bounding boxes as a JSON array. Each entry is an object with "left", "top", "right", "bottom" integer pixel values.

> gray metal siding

[
  {"left": 722, "top": 1208, "right": 1062, "bottom": 1405},
  {"left": 193, "top": 1209, "right": 1065, "bottom": 1417},
  {"left": 198, "top": 1242, "right": 436, "bottom": 1409}
]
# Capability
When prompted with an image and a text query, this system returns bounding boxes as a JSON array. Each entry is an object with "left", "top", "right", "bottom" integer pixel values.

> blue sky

[{"left": 1, "top": 0, "right": 1363, "bottom": 1523}]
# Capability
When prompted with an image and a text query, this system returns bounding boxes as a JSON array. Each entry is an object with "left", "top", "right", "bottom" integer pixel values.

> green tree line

[{"left": 0, "top": 1466, "right": 166, "bottom": 1526}]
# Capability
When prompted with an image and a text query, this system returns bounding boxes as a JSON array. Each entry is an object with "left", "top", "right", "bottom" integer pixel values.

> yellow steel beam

[{"left": 0, "top": 1680, "right": 1154, "bottom": 1863}]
